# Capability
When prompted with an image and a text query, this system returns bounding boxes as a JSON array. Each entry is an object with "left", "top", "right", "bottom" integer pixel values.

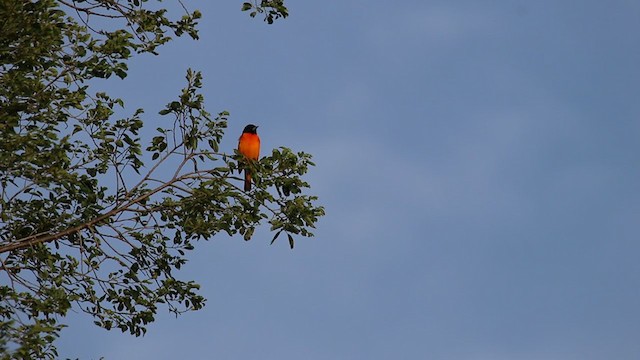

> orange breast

[{"left": 238, "top": 133, "right": 260, "bottom": 160}]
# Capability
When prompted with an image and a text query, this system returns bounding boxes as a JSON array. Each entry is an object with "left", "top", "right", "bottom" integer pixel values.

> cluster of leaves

[
  {"left": 0, "top": 0, "right": 323, "bottom": 359},
  {"left": 241, "top": 0, "right": 289, "bottom": 24}
]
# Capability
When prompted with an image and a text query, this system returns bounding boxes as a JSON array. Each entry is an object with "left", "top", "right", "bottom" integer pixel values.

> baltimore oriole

[{"left": 237, "top": 124, "right": 260, "bottom": 191}]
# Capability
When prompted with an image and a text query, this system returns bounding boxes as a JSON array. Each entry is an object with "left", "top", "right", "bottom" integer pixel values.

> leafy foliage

[
  {"left": 241, "top": 0, "right": 289, "bottom": 24},
  {"left": 0, "top": 0, "right": 323, "bottom": 358}
]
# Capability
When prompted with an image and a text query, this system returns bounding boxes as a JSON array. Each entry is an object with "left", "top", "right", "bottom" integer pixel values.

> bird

[{"left": 237, "top": 124, "right": 260, "bottom": 191}]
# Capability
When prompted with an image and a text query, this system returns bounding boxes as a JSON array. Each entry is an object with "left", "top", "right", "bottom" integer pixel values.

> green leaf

[
  {"left": 270, "top": 230, "right": 282, "bottom": 245},
  {"left": 287, "top": 234, "right": 295, "bottom": 249},
  {"left": 243, "top": 227, "right": 255, "bottom": 241}
]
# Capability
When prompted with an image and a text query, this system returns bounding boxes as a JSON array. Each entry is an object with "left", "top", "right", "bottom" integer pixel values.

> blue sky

[{"left": 57, "top": 1, "right": 640, "bottom": 359}]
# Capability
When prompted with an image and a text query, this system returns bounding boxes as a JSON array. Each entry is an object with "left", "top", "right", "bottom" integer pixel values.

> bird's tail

[{"left": 244, "top": 169, "right": 251, "bottom": 191}]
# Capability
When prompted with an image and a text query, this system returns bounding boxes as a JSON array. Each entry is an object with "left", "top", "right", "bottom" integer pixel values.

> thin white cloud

[{"left": 366, "top": 3, "right": 502, "bottom": 49}]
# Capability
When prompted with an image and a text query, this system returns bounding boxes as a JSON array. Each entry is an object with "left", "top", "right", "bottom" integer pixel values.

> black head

[{"left": 242, "top": 124, "right": 258, "bottom": 134}]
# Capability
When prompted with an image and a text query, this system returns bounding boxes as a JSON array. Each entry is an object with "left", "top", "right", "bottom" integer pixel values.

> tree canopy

[{"left": 0, "top": 1, "right": 323, "bottom": 358}]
